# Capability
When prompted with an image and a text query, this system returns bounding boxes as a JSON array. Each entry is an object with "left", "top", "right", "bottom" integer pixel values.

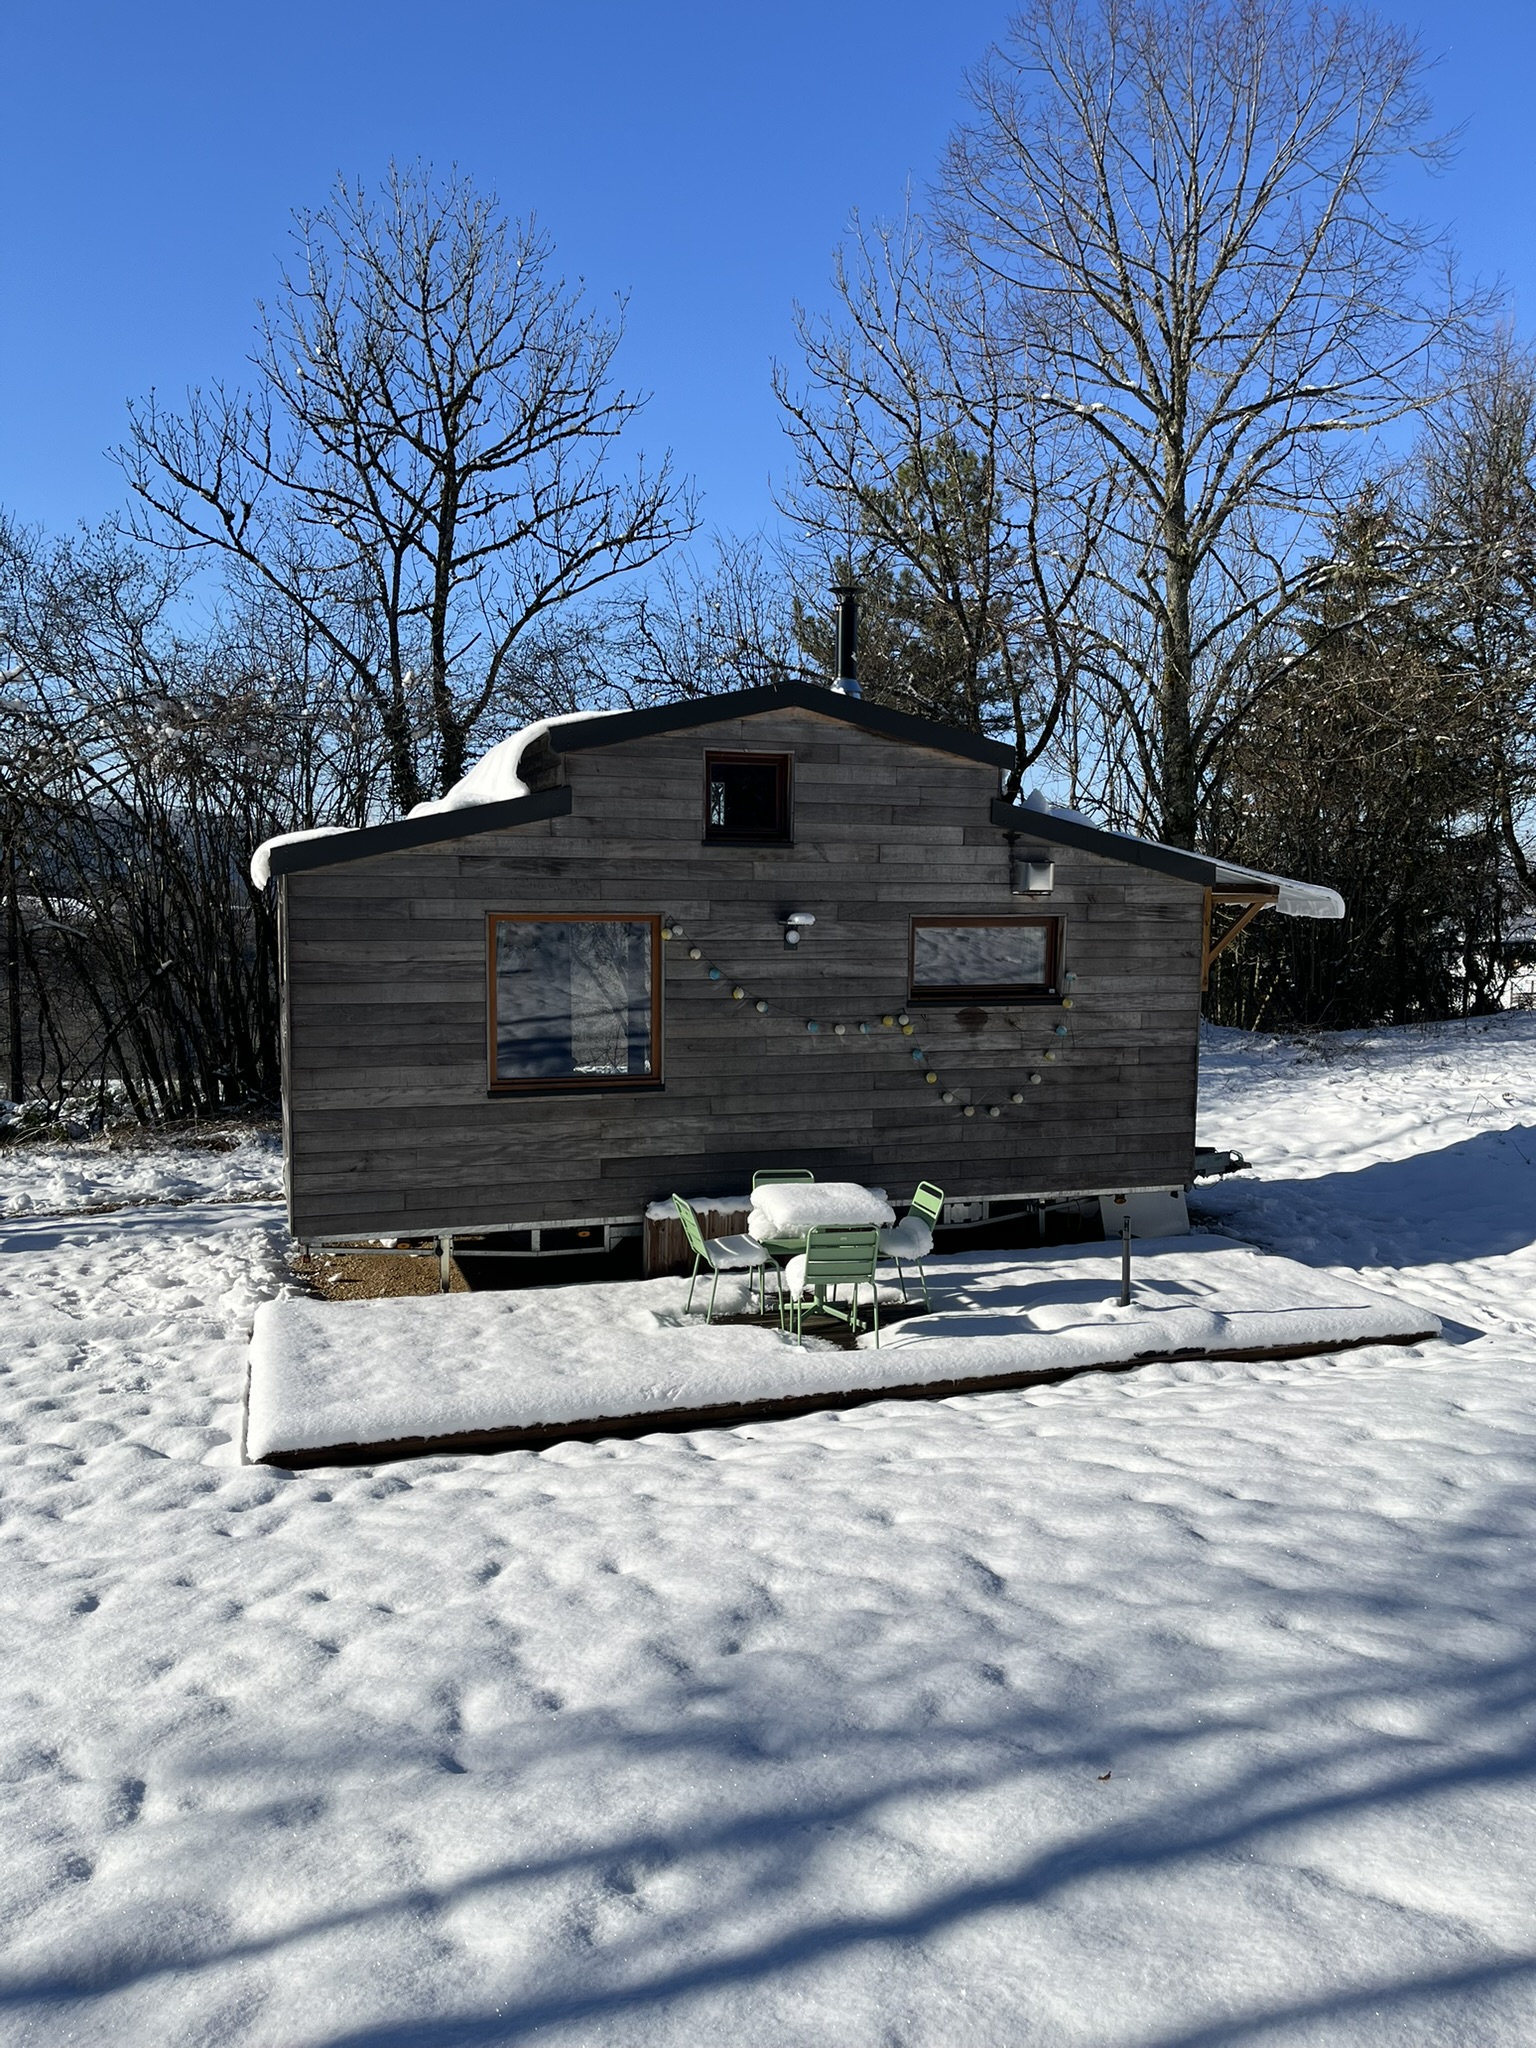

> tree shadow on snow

[
  {"left": 3, "top": 1487, "right": 1536, "bottom": 2043},
  {"left": 1193, "top": 1123, "right": 1536, "bottom": 1273}
]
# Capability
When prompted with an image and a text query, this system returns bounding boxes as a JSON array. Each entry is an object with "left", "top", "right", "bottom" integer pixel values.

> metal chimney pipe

[{"left": 831, "top": 584, "right": 861, "bottom": 697}]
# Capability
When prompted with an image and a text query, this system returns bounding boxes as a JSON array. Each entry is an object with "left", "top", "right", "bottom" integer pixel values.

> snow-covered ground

[
  {"left": 1195, "top": 1015, "right": 1536, "bottom": 1344},
  {"left": 4, "top": 1021, "right": 1536, "bottom": 2044},
  {"left": 1, "top": 1128, "right": 282, "bottom": 1219}
]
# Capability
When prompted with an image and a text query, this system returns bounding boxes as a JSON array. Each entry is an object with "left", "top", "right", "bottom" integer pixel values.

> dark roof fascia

[
  {"left": 267, "top": 785, "right": 574, "bottom": 878},
  {"left": 550, "top": 682, "right": 1015, "bottom": 769},
  {"left": 990, "top": 799, "right": 1220, "bottom": 888}
]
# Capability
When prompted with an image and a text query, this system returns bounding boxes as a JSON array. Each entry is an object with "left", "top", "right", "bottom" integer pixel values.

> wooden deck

[{"left": 255, "top": 1323, "right": 1434, "bottom": 1470}]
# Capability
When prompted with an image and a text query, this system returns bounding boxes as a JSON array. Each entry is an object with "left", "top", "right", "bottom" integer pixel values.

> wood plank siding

[{"left": 281, "top": 708, "right": 1204, "bottom": 1237}]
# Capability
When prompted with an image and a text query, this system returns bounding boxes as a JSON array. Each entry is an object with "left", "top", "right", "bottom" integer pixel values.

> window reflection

[{"left": 491, "top": 917, "right": 659, "bottom": 1087}]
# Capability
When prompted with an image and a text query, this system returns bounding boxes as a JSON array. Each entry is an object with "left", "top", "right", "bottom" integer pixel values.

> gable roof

[
  {"left": 256, "top": 683, "right": 1010, "bottom": 880},
  {"left": 254, "top": 683, "right": 1342, "bottom": 917},
  {"left": 538, "top": 681, "right": 1015, "bottom": 768}
]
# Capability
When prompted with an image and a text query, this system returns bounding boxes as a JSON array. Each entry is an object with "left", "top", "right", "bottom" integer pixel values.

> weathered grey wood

[
  {"left": 642, "top": 1202, "right": 752, "bottom": 1278},
  {"left": 280, "top": 707, "right": 1205, "bottom": 1236}
]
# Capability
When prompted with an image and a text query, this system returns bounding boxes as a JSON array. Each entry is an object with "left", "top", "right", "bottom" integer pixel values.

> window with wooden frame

[
  {"left": 488, "top": 914, "right": 662, "bottom": 1090},
  {"left": 703, "top": 751, "right": 792, "bottom": 842},
  {"left": 908, "top": 916, "right": 1062, "bottom": 1001}
]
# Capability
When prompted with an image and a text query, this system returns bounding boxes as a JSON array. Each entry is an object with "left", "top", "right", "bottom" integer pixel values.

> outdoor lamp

[
  {"left": 1012, "top": 857, "right": 1056, "bottom": 897},
  {"left": 784, "top": 911, "right": 816, "bottom": 949}
]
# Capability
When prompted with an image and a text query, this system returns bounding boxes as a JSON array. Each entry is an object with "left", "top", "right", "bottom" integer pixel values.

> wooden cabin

[{"left": 262, "top": 683, "right": 1338, "bottom": 1260}]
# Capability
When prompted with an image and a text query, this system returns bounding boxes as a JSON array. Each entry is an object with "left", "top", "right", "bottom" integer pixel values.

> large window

[
  {"left": 488, "top": 915, "right": 661, "bottom": 1089},
  {"left": 704, "top": 751, "right": 792, "bottom": 842},
  {"left": 909, "top": 916, "right": 1061, "bottom": 1001}
]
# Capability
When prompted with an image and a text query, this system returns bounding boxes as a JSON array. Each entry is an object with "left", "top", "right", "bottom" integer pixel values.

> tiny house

[{"left": 260, "top": 680, "right": 1339, "bottom": 1259}]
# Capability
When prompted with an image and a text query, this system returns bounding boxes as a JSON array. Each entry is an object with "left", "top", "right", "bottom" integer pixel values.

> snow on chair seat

[
  {"left": 879, "top": 1181, "right": 944, "bottom": 1307},
  {"left": 880, "top": 1216, "right": 934, "bottom": 1257},
  {"left": 673, "top": 1194, "right": 776, "bottom": 1322}
]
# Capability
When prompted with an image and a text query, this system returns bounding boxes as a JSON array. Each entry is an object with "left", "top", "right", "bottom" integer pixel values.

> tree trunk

[
  {"left": 431, "top": 474, "right": 464, "bottom": 795},
  {"left": 4, "top": 832, "right": 23, "bottom": 1105},
  {"left": 381, "top": 683, "right": 422, "bottom": 816},
  {"left": 1159, "top": 548, "right": 1198, "bottom": 849}
]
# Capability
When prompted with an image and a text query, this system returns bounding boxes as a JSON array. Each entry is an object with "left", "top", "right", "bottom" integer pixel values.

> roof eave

[
  {"left": 990, "top": 799, "right": 1221, "bottom": 887},
  {"left": 266, "top": 785, "right": 574, "bottom": 878}
]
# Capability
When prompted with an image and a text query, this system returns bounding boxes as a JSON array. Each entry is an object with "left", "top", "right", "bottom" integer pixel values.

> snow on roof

[
  {"left": 1020, "top": 791, "right": 1344, "bottom": 920},
  {"left": 1209, "top": 862, "right": 1345, "bottom": 920},
  {"left": 248, "top": 711, "right": 607, "bottom": 886},
  {"left": 249, "top": 826, "right": 355, "bottom": 891},
  {"left": 405, "top": 710, "right": 612, "bottom": 817}
]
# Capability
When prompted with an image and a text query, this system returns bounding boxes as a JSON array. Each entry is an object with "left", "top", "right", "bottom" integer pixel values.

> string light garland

[{"left": 658, "top": 919, "right": 1078, "bottom": 1123}]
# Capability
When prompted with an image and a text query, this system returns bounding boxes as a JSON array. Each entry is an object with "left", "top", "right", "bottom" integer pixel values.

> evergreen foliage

[{"left": 1205, "top": 499, "right": 1517, "bottom": 1027}]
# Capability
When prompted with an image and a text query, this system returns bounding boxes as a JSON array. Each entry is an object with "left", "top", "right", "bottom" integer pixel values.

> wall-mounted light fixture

[
  {"left": 784, "top": 911, "right": 816, "bottom": 949},
  {"left": 1011, "top": 857, "right": 1055, "bottom": 897}
]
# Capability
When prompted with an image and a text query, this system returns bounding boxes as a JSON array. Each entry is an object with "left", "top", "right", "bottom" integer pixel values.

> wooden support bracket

[{"left": 1202, "top": 889, "right": 1279, "bottom": 990}]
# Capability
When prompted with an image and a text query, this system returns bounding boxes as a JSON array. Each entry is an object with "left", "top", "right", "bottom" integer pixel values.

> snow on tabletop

[
  {"left": 746, "top": 1179, "right": 895, "bottom": 1235},
  {"left": 8, "top": 1015, "right": 1536, "bottom": 2047},
  {"left": 248, "top": 1238, "right": 1437, "bottom": 1461}
]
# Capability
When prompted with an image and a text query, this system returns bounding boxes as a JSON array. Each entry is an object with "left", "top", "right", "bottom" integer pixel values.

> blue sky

[{"left": 2, "top": 0, "right": 1533, "bottom": 547}]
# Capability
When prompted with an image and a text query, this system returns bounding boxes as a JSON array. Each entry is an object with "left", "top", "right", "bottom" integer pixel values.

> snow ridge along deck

[{"left": 246, "top": 1239, "right": 1442, "bottom": 1468}]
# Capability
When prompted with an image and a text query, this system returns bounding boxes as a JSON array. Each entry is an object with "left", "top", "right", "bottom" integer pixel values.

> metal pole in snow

[{"left": 1119, "top": 1214, "right": 1132, "bottom": 1306}]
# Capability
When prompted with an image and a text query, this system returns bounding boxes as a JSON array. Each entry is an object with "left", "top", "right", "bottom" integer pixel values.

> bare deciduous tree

[
  {"left": 121, "top": 163, "right": 696, "bottom": 812},
  {"left": 1414, "top": 334, "right": 1536, "bottom": 898},
  {"left": 940, "top": 0, "right": 1474, "bottom": 844},
  {"left": 616, "top": 535, "right": 809, "bottom": 701},
  {"left": 0, "top": 519, "right": 382, "bottom": 1116},
  {"left": 776, "top": 210, "right": 1106, "bottom": 785}
]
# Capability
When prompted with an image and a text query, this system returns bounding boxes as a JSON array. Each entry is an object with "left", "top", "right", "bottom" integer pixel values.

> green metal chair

[
  {"left": 673, "top": 1194, "right": 777, "bottom": 1321},
  {"left": 779, "top": 1226, "right": 882, "bottom": 1347},
  {"left": 878, "top": 1181, "right": 944, "bottom": 1306}
]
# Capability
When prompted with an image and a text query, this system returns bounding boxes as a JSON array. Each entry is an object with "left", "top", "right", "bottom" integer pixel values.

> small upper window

[
  {"left": 489, "top": 914, "right": 661, "bottom": 1089},
  {"left": 909, "top": 917, "right": 1060, "bottom": 1001},
  {"left": 704, "top": 751, "right": 792, "bottom": 842}
]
